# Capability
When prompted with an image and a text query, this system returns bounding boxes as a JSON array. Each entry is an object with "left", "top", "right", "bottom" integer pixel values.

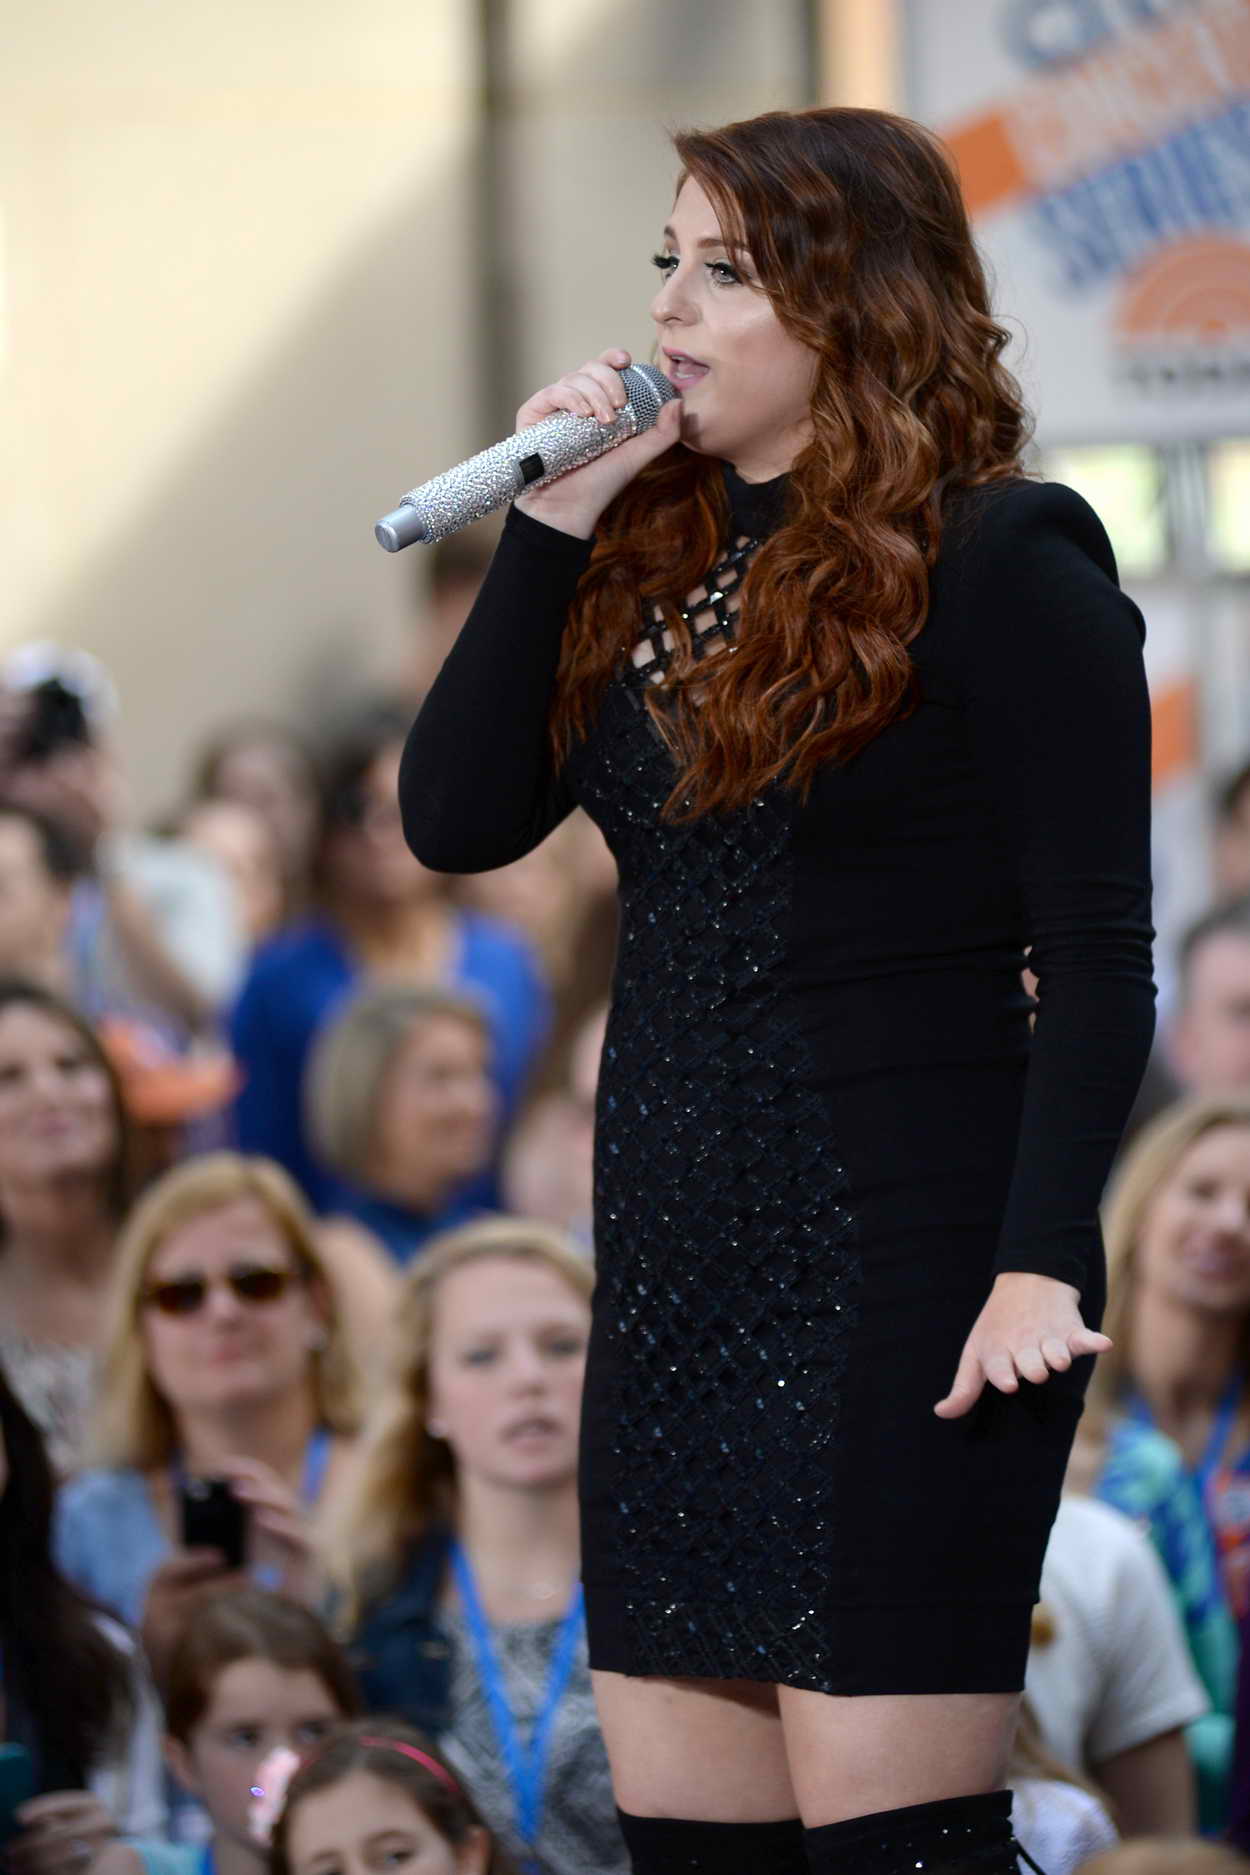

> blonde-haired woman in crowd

[
  {"left": 1070, "top": 1095, "right": 1250, "bottom": 1825},
  {"left": 55, "top": 1153, "right": 360, "bottom": 1686},
  {"left": 324, "top": 1214, "right": 625, "bottom": 1875}
]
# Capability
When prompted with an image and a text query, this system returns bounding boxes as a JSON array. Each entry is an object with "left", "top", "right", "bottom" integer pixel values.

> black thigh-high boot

[
  {"left": 616, "top": 1808, "right": 808, "bottom": 1873},
  {"left": 803, "top": 1791, "right": 1045, "bottom": 1873}
]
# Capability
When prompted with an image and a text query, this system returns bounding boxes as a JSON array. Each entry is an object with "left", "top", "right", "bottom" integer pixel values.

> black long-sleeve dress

[{"left": 399, "top": 466, "right": 1155, "bottom": 1697}]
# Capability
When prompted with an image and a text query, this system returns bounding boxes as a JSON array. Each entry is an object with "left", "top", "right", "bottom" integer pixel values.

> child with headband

[{"left": 265, "top": 1720, "right": 513, "bottom": 1875}]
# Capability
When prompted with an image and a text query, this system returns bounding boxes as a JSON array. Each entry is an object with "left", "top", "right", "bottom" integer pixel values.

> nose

[
  {"left": 28, "top": 1062, "right": 69, "bottom": 1103},
  {"left": 203, "top": 1275, "right": 246, "bottom": 1324},
  {"left": 650, "top": 262, "right": 694, "bottom": 328},
  {"left": 505, "top": 1340, "right": 548, "bottom": 1390},
  {"left": 1213, "top": 1189, "right": 1250, "bottom": 1237}
]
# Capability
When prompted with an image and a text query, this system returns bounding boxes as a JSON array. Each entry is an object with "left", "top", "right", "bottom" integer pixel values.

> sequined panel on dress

[{"left": 570, "top": 542, "right": 862, "bottom": 1691}]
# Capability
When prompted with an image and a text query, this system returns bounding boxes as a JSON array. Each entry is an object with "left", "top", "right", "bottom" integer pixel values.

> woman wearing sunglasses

[{"left": 54, "top": 1153, "right": 361, "bottom": 1689}]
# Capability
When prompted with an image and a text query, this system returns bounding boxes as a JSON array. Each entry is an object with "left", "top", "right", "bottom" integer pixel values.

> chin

[{"left": 501, "top": 1455, "right": 577, "bottom": 1490}]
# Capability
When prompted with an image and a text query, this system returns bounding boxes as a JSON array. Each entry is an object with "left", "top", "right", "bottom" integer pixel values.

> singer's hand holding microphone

[
  {"left": 374, "top": 349, "right": 682, "bottom": 551},
  {"left": 511, "top": 349, "right": 683, "bottom": 538}
]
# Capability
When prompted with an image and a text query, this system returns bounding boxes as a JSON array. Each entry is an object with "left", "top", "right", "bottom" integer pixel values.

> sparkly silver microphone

[{"left": 374, "top": 362, "right": 678, "bottom": 551}]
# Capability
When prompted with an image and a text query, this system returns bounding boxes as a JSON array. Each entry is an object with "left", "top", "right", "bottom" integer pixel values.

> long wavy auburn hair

[{"left": 551, "top": 106, "right": 1032, "bottom": 818}]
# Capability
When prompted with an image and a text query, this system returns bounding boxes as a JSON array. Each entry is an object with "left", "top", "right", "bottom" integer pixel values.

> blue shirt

[
  {"left": 54, "top": 1467, "right": 167, "bottom": 1631},
  {"left": 229, "top": 912, "right": 550, "bottom": 1212}
]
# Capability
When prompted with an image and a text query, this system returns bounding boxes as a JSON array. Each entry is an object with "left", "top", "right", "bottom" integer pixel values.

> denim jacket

[{"left": 345, "top": 1527, "right": 454, "bottom": 1734}]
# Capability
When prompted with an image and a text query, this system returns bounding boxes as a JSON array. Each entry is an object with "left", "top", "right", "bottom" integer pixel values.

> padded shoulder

[{"left": 948, "top": 477, "right": 1120, "bottom": 584}]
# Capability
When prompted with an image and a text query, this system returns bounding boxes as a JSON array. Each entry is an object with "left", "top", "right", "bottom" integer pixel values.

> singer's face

[{"left": 651, "top": 177, "right": 817, "bottom": 482}]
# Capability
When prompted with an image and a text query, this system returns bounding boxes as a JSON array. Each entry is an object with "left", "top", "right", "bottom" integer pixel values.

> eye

[
  {"left": 294, "top": 1718, "right": 335, "bottom": 1747},
  {"left": 222, "top": 1725, "right": 264, "bottom": 1751},
  {"left": 462, "top": 1346, "right": 498, "bottom": 1366},
  {"left": 546, "top": 1335, "right": 587, "bottom": 1359},
  {"left": 707, "top": 260, "right": 742, "bottom": 285},
  {"left": 651, "top": 251, "right": 678, "bottom": 276}
]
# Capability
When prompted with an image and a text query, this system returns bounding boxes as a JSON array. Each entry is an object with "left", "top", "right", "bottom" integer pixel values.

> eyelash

[{"left": 651, "top": 253, "right": 742, "bottom": 286}]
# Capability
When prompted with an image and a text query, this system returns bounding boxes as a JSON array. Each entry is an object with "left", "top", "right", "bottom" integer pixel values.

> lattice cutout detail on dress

[
  {"left": 570, "top": 613, "right": 863, "bottom": 1692},
  {"left": 628, "top": 535, "right": 758, "bottom": 689}
]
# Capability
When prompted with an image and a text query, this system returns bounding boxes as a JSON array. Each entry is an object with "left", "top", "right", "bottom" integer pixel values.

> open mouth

[
  {"left": 504, "top": 1416, "right": 561, "bottom": 1442},
  {"left": 662, "top": 349, "right": 711, "bottom": 385}
]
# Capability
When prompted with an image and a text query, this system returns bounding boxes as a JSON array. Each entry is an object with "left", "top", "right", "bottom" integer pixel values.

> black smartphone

[
  {"left": 0, "top": 1744, "right": 36, "bottom": 1845},
  {"left": 178, "top": 1476, "right": 248, "bottom": 1568}
]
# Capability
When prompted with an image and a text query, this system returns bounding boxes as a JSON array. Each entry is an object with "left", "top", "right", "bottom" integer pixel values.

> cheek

[
  {"left": 1138, "top": 1191, "right": 1197, "bottom": 1275},
  {"left": 428, "top": 1367, "right": 496, "bottom": 1447},
  {"left": 139, "top": 1320, "right": 181, "bottom": 1389},
  {"left": 190, "top": 1745, "right": 256, "bottom": 1823},
  {"left": 76, "top": 1073, "right": 117, "bottom": 1126}
]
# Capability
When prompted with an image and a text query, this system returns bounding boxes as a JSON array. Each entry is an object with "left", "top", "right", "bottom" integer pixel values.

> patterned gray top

[
  {"left": 437, "top": 1606, "right": 626, "bottom": 1875},
  {"left": 0, "top": 1338, "right": 96, "bottom": 1476}
]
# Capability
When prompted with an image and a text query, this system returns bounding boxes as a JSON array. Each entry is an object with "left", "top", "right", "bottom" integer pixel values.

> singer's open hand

[
  {"left": 933, "top": 1271, "right": 1110, "bottom": 1419},
  {"left": 513, "top": 349, "right": 683, "bottom": 539}
]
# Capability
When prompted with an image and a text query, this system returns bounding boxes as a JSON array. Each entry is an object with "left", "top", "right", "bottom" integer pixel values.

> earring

[{"left": 426, "top": 1418, "right": 448, "bottom": 1440}]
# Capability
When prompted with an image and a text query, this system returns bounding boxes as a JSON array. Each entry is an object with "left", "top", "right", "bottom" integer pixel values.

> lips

[
  {"left": 504, "top": 1416, "right": 561, "bottom": 1442},
  {"left": 662, "top": 348, "right": 710, "bottom": 385}
]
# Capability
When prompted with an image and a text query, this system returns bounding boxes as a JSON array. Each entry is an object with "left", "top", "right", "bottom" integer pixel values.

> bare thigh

[
  {"left": 591, "top": 1670, "right": 798, "bottom": 1822},
  {"left": 778, "top": 1685, "right": 1020, "bottom": 1826},
  {"left": 592, "top": 1672, "right": 1019, "bottom": 1826}
]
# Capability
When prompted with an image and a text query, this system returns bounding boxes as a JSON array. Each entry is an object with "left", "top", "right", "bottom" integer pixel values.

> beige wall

[
  {"left": 2, "top": 0, "right": 815, "bottom": 814},
  {"left": 3, "top": 0, "right": 479, "bottom": 809},
  {"left": 504, "top": 0, "right": 813, "bottom": 390}
]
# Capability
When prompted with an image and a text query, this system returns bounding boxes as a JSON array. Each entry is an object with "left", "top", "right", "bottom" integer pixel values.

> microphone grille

[{"left": 620, "top": 362, "right": 679, "bottom": 431}]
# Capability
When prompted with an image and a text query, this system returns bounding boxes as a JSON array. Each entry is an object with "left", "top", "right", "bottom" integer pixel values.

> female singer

[{"left": 398, "top": 107, "right": 1155, "bottom": 1875}]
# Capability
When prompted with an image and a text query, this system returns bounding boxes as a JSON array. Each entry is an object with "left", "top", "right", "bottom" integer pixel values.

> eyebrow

[{"left": 661, "top": 225, "right": 750, "bottom": 254}]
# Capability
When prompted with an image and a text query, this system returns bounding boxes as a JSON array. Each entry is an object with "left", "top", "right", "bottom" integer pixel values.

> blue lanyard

[
  {"left": 199, "top": 1847, "right": 215, "bottom": 1875},
  {"left": 1130, "top": 1379, "right": 1243, "bottom": 1500},
  {"left": 172, "top": 1427, "right": 332, "bottom": 1504},
  {"left": 450, "top": 1540, "right": 584, "bottom": 1868}
]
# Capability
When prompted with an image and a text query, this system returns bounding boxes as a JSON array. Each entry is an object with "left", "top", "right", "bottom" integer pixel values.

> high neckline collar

[{"left": 721, "top": 461, "right": 790, "bottom": 540}]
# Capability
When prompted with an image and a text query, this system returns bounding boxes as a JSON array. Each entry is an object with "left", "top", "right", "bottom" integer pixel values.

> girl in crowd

[
  {"left": 269, "top": 1720, "right": 511, "bottom": 1875},
  {"left": 323, "top": 1217, "right": 622, "bottom": 1875},
  {"left": 230, "top": 710, "right": 549, "bottom": 1214},
  {"left": 178, "top": 800, "right": 286, "bottom": 956},
  {"left": 1077, "top": 1095, "right": 1250, "bottom": 1822},
  {"left": 0, "top": 1364, "right": 165, "bottom": 1868},
  {"left": 189, "top": 720, "right": 323, "bottom": 924},
  {"left": 309, "top": 984, "right": 497, "bottom": 1265},
  {"left": 54, "top": 1154, "right": 360, "bottom": 1684},
  {"left": 162, "top": 1587, "right": 360, "bottom": 1875},
  {"left": 0, "top": 977, "right": 133, "bottom": 1474}
]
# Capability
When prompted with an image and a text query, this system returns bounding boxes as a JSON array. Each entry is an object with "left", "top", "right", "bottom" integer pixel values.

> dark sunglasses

[{"left": 141, "top": 1264, "right": 299, "bottom": 1317}]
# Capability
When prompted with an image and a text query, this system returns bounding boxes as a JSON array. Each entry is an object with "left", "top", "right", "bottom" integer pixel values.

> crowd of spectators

[{"left": 5, "top": 535, "right": 1250, "bottom": 1875}]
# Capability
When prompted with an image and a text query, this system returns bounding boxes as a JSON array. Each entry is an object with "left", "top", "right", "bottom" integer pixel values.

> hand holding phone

[{"left": 177, "top": 1475, "right": 248, "bottom": 1568}]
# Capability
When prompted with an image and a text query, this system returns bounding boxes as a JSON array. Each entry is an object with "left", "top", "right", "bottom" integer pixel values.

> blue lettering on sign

[
  {"left": 1026, "top": 97, "right": 1250, "bottom": 288},
  {"left": 1002, "top": 0, "right": 1198, "bottom": 71}
]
